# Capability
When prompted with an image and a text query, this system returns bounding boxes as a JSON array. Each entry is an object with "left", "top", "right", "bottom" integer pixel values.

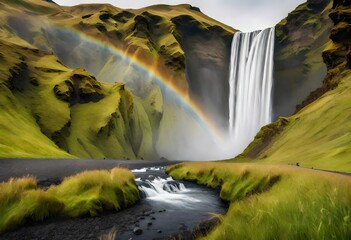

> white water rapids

[{"left": 228, "top": 27, "right": 275, "bottom": 155}]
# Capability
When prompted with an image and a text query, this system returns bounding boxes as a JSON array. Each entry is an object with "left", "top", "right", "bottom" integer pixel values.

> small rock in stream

[{"left": 133, "top": 227, "right": 143, "bottom": 235}]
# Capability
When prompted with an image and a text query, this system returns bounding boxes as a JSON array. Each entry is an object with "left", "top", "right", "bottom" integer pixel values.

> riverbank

[
  {"left": 0, "top": 163, "right": 227, "bottom": 240},
  {"left": 167, "top": 162, "right": 351, "bottom": 240}
]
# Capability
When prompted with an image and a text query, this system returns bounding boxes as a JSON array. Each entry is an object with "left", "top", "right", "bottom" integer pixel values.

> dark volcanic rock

[
  {"left": 7, "top": 62, "right": 30, "bottom": 92},
  {"left": 330, "top": 23, "right": 351, "bottom": 44},
  {"left": 1, "top": 203, "right": 152, "bottom": 240},
  {"left": 54, "top": 71, "right": 105, "bottom": 105},
  {"left": 324, "top": 0, "right": 351, "bottom": 71},
  {"left": 296, "top": 0, "right": 351, "bottom": 112},
  {"left": 112, "top": 11, "right": 135, "bottom": 23},
  {"left": 171, "top": 15, "right": 233, "bottom": 127},
  {"left": 133, "top": 227, "right": 143, "bottom": 235},
  {"left": 273, "top": 0, "right": 333, "bottom": 118},
  {"left": 82, "top": 14, "right": 93, "bottom": 19},
  {"left": 99, "top": 13, "right": 112, "bottom": 22}
]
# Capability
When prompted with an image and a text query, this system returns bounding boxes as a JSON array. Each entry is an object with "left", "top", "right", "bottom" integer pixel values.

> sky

[{"left": 54, "top": 0, "right": 306, "bottom": 32}]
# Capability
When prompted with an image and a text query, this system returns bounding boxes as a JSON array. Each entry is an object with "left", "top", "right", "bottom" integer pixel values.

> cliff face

[
  {"left": 323, "top": 0, "right": 351, "bottom": 76},
  {"left": 273, "top": 0, "right": 333, "bottom": 119},
  {"left": 239, "top": 0, "right": 351, "bottom": 172},
  {"left": 171, "top": 16, "right": 233, "bottom": 126}
]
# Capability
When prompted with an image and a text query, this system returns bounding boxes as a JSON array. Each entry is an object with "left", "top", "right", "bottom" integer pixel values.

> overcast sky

[{"left": 54, "top": 0, "right": 306, "bottom": 32}]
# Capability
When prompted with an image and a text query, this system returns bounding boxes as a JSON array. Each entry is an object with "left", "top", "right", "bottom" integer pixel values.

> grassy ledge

[
  {"left": 167, "top": 162, "right": 351, "bottom": 240},
  {"left": 0, "top": 168, "right": 139, "bottom": 233}
]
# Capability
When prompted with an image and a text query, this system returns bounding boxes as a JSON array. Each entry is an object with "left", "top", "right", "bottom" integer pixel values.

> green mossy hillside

[
  {"left": 0, "top": 38, "right": 161, "bottom": 159},
  {"left": 167, "top": 162, "right": 351, "bottom": 240},
  {"left": 0, "top": 167, "right": 139, "bottom": 233},
  {"left": 238, "top": 70, "right": 351, "bottom": 172},
  {"left": 0, "top": 0, "right": 235, "bottom": 159}
]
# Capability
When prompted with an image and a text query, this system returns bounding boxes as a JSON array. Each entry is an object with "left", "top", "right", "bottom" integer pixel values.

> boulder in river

[{"left": 133, "top": 227, "right": 143, "bottom": 235}]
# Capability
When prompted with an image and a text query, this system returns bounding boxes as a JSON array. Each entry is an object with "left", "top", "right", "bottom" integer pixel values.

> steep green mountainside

[
  {"left": 273, "top": 0, "right": 333, "bottom": 119},
  {"left": 3, "top": 1, "right": 234, "bottom": 122},
  {"left": 238, "top": 0, "right": 351, "bottom": 172},
  {"left": 0, "top": 0, "right": 234, "bottom": 159},
  {"left": 0, "top": 39, "right": 159, "bottom": 159}
]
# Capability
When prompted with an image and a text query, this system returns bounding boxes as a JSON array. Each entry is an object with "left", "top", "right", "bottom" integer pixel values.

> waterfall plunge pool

[{"left": 117, "top": 166, "right": 228, "bottom": 240}]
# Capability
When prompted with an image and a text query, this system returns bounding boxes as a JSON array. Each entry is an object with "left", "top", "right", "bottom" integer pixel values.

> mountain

[
  {"left": 0, "top": 0, "right": 234, "bottom": 159},
  {"left": 239, "top": 0, "right": 351, "bottom": 172}
]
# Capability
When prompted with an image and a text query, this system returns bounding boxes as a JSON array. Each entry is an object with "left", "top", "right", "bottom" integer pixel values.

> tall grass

[
  {"left": 167, "top": 162, "right": 351, "bottom": 240},
  {"left": 0, "top": 168, "right": 139, "bottom": 233}
]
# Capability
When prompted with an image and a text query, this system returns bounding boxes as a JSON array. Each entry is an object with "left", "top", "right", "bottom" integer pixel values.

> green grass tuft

[
  {"left": 48, "top": 168, "right": 139, "bottom": 217},
  {"left": 167, "top": 162, "right": 351, "bottom": 240},
  {"left": 0, "top": 168, "right": 139, "bottom": 233},
  {"left": 0, "top": 177, "right": 63, "bottom": 232}
]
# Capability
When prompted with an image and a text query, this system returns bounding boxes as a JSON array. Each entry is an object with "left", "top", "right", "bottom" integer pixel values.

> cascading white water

[
  {"left": 138, "top": 177, "right": 187, "bottom": 198},
  {"left": 228, "top": 27, "right": 275, "bottom": 154}
]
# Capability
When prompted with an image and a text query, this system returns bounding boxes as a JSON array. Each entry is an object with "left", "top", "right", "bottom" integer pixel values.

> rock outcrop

[
  {"left": 273, "top": 0, "right": 333, "bottom": 118},
  {"left": 172, "top": 14, "right": 234, "bottom": 126},
  {"left": 298, "top": 0, "right": 351, "bottom": 110},
  {"left": 324, "top": 0, "right": 351, "bottom": 72}
]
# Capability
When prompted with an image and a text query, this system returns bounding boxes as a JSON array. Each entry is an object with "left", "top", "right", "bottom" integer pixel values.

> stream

[
  {"left": 118, "top": 166, "right": 228, "bottom": 239},
  {"left": 0, "top": 165, "right": 227, "bottom": 240}
]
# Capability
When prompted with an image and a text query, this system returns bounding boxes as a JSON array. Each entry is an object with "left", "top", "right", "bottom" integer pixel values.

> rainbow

[{"left": 53, "top": 24, "right": 225, "bottom": 144}]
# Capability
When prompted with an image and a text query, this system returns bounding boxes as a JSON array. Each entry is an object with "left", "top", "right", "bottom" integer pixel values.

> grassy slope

[
  {"left": 240, "top": 70, "right": 351, "bottom": 173},
  {"left": 0, "top": 1, "right": 165, "bottom": 160},
  {"left": 167, "top": 162, "right": 351, "bottom": 240},
  {"left": 0, "top": 167, "right": 139, "bottom": 233},
  {"left": 0, "top": 39, "right": 73, "bottom": 158},
  {"left": 0, "top": 36, "right": 158, "bottom": 159}
]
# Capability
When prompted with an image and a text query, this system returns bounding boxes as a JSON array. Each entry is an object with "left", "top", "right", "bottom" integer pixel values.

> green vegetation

[
  {"left": 167, "top": 162, "right": 351, "bottom": 240},
  {"left": 0, "top": 37, "right": 160, "bottom": 160},
  {"left": 0, "top": 0, "right": 235, "bottom": 160},
  {"left": 239, "top": 71, "right": 351, "bottom": 173},
  {"left": 0, "top": 168, "right": 139, "bottom": 233}
]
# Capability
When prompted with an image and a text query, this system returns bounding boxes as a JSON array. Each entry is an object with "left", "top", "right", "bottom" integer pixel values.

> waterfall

[{"left": 228, "top": 27, "right": 275, "bottom": 154}]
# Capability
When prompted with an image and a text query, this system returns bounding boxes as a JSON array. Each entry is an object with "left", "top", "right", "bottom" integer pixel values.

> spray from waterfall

[{"left": 228, "top": 27, "right": 275, "bottom": 155}]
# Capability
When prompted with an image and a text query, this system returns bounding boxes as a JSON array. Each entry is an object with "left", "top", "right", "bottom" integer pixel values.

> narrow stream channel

[
  {"left": 118, "top": 167, "right": 228, "bottom": 240},
  {"left": 0, "top": 165, "right": 227, "bottom": 240}
]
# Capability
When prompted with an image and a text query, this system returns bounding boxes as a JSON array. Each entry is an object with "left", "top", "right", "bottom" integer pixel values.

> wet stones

[{"left": 133, "top": 227, "right": 143, "bottom": 235}]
